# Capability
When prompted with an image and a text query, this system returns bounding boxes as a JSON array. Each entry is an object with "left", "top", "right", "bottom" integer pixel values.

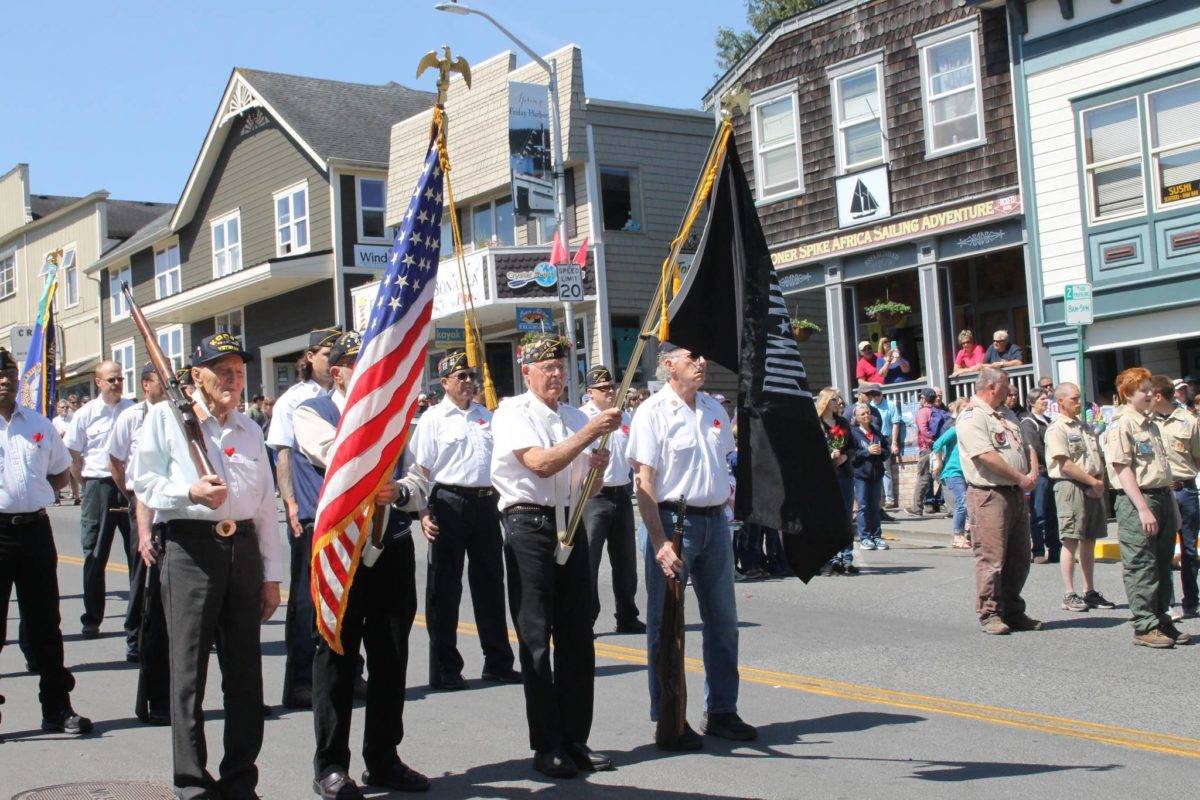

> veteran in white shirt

[{"left": 489, "top": 333, "right": 620, "bottom": 779}]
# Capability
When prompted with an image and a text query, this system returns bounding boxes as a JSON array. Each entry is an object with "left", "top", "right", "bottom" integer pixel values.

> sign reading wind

[{"left": 311, "top": 140, "right": 444, "bottom": 653}]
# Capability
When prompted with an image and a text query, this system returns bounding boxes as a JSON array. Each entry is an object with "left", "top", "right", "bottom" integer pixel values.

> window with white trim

[
  {"left": 62, "top": 247, "right": 78, "bottom": 307},
  {"left": 1149, "top": 79, "right": 1200, "bottom": 209},
  {"left": 211, "top": 211, "right": 242, "bottom": 277},
  {"left": 109, "top": 266, "right": 132, "bottom": 321},
  {"left": 274, "top": 182, "right": 309, "bottom": 256},
  {"left": 1082, "top": 99, "right": 1145, "bottom": 221},
  {"left": 357, "top": 177, "right": 390, "bottom": 241},
  {"left": 751, "top": 88, "right": 804, "bottom": 201},
  {"left": 919, "top": 27, "right": 985, "bottom": 155},
  {"left": 111, "top": 340, "right": 135, "bottom": 398},
  {"left": 0, "top": 251, "right": 15, "bottom": 299},
  {"left": 156, "top": 326, "right": 184, "bottom": 372},
  {"left": 154, "top": 243, "right": 181, "bottom": 298},
  {"left": 831, "top": 61, "right": 886, "bottom": 173},
  {"left": 214, "top": 309, "right": 244, "bottom": 341},
  {"left": 470, "top": 195, "right": 516, "bottom": 246}
]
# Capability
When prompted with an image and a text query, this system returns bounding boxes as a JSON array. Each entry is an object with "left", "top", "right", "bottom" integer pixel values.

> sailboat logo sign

[{"left": 835, "top": 166, "right": 891, "bottom": 228}]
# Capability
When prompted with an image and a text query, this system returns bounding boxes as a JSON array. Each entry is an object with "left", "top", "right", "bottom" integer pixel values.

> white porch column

[
  {"left": 825, "top": 280, "right": 850, "bottom": 396},
  {"left": 918, "top": 261, "right": 948, "bottom": 393}
]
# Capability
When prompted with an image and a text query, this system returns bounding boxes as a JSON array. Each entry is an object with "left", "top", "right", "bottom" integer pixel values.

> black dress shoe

[
  {"left": 615, "top": 619, "right": 647, "bottom": 634},
  {"left": 481, "top": 667, "right": 522, "bottom": 684},
  {"left": 41, "top": 708, "right": 93, "bottom": 735},
  {"left": 565, "top": 742, "right": 614, "bottom": 772},
  {"left": 533, "top": 748, "right": 578, "bottom": 779},
  {"left": 362, "top": 760, "right": 431, "bottom": 792},
  {"left": 284, "top": 686, "right": 313, "bottom": 709},
  {"left": 81, "top": 624, "right": 100, "bottom": 640},
  {"left": 655, "top": 722, "right": 704, "bottom": 751},
  {"left": 352, "top": 676, "right": 368, "bottom": 701},
  {"left": 430, "top": 672, "right": 468, "bottom": 691},
  {"left": 313, "top": 770, "right": 365, "bottom": 800},
  {"left": 703, "top": 711, "right": 757, "bottom": 741}
]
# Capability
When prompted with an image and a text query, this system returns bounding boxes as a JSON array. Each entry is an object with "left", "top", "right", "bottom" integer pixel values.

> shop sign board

[
  {"left": 433, "top": 251, "right": 488, "bottom": 318},
  {"left": 835, "top": 166, "right": 891, "bottom": 228},
  {"left": 353, "top": 244, "right": 392, "bottom": 268},
  {"left": 434, "top": 327, "right": 466, "bottom": 347},
  {"left": 515, "top": 306, "right": 555, "bottom": 332},
  {"left": 1063, "top": 283, "right": 1093, "bottom": 326},
  {"left": 9, "top": 325, "right": 33, "bottom": 366}
]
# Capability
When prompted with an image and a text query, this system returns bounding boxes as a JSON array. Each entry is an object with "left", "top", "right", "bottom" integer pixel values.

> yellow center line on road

[{"left": 65, "top": 555, "right": 1200, "bottom": 760}]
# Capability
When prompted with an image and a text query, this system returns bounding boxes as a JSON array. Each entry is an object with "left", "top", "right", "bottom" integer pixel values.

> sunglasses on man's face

[
  {"left": 104, "top": 376, "right": 125, "bottom": 384},
  {"left": 450, "top": 371, "right": 476, "bottom": 382}
]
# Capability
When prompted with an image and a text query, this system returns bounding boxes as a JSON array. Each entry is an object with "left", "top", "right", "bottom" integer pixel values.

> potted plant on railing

[
  {"left": 790, "top": 318, "right": 821, "bottom": 343},
  {"left": 864, "top": 300, "right": 912, "bottom": 330}
]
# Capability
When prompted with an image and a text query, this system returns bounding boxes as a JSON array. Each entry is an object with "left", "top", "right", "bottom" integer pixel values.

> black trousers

[
  {"left": 503, "top": 508, "right": 594, "bottom": 752},
  {"left": 0, "top": 515, "right": 74, "bottom": 715},
  {"left": 283, "top": 522, "right": 317, "bottom": 704},
  {"left": 426, "top": 486, "right": 513, "bottom": 679},
  {"left": 79, "top": 476, "right": 131, "bottom": 630},
  {"left": 583, "top": 484, "right": 640, "bottom": 626},
  {"left": 161, "top": 522, "right": 264, "bottom": 800},
  {"left": 136, "top": 523, "right": 170, "bottom": 721},
  {"left": 313, "top": 532, "right": 416, "bottom": 778},
  {"left": 125, "top": 499, "right": 148, "bottom": 651}
]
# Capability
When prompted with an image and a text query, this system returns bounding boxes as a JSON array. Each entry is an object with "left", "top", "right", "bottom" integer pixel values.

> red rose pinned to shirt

[
  {"left": 476, "top": 418, "right": 486, "bottom": 425},
  {"left": 621, "top": 425, "right": 630, "bottom": 436},
  {"left": 32, "top": 433, "right": 44, "bottom": 444},
  {"left": 224, "top": 447, "right": 236, "bottom": 457},
  {"left": 712, "top": 420, "right": 721, "bottom": 429}
]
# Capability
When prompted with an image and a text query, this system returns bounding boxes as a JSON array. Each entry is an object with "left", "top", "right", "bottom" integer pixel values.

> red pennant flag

[
  {"left": 572, "top": 237, "right": 590, "bottom": 270},
  {"left": 549, "top": 231, "right": 569, "bottom": 265}
]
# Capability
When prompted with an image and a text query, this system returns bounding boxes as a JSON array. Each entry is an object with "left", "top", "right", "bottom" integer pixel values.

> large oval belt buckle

[{"left": 215, "top": 519, "right": 238, "bottom": 538}]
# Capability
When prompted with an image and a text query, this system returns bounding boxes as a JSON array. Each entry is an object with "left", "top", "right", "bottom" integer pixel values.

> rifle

[
  {"left": 121, "top": 283, "right": 236, "bottom": 536},
  {"left": 655, "top": 496, "right": 688, "bottom": 744}
]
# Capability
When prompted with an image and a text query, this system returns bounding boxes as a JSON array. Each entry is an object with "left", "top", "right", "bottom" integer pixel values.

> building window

[
  {"left": 919, "top": 29, "right": 985, "bottom": 155},
  {"left": 109, "top": 266, "right": 132, "bottom": 321},
  {"left": 1082, "top": 99, "right": 1144, "bottom": 221},
  {"left": 831, "top": 62, "right": 886, "bottom": 173},
  {"left": 154, "top": 243, "right": 181, "bottom": 298},
  {"left": 600, "top": 167, "right": 643, "bottom": 232},
  {"left": 211, "top": 211, "right": 242, "bottom": 277},
  {"left": 469, "top": 196, "right": 515, "bottom": 247},
  {"left": 111, "top": 340, "right": 135, "bottom": 399},
  {"left": 0, "top": 251, "right": 15, "bottom": 299},
  {"left": 156, "top": 326, "right": 184, "bottom": 372},
  {"left": 357, "top": 177, "right": 389, "bottom": 241},
  {"left": 214, "top": 309, "right": 244, "bottom": 341},
  {"left": 751, "top": 91, "right": 804, "bottom": 201},
  {"left": 274, "top": 182, "right": 309, "bottom": 256},
  {"left": 62, "top": 247, "right": 79, "bottom": 307},
  {"left": 1149, "top": 79, "right": 1200, "bottom": 210}
]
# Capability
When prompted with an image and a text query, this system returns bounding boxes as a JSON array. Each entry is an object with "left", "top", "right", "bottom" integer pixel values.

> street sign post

[
  {"left": 556, "top": 263, "right": 584, "bottom": 303},
  {"left": 1064, "top": 283, "right": 1093, "bottom": 400},
  {"left": 10, "top": 324, "right": 34, "bottom": 366}
]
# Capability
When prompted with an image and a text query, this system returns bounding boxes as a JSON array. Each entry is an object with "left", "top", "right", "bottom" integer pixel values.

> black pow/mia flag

[{"left": 667, "top": 139, "right": 852, "bottom": 581}]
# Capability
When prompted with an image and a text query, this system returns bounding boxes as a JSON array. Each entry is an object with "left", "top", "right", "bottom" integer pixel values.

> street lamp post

[{"left": 435, "top": 1, "right": 580, "bottom": 404}]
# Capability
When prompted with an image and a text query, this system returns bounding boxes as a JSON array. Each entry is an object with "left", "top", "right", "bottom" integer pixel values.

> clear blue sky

[{"left": 2, "top": 1, "right": 745, "bottom": 204}]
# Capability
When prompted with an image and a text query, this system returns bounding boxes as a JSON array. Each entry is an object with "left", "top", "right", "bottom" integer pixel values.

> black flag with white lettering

[{"left": 667, "top": 140, "right": 851, "bottom": 581}]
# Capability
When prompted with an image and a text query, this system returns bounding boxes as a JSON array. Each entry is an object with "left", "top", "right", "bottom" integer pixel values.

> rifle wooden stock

[
  {"left": 121, "top": 283, "right": 215, "bottom": 478},
  {"left": 654, "top": 497, "right": 688, "bottom": 743}
]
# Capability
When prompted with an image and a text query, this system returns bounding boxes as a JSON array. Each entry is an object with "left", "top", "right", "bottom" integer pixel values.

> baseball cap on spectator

[
  {"left": 857, "top": 340, "right": 872, "bottom": 352},
  {"left": 857, "top": 382, "right": 882, "bottom": 396},
  {"left": 140, "top": 363, "right": 157, "bottom": 380}
]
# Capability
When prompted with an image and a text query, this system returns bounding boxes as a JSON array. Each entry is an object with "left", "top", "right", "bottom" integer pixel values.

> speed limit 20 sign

[{"left": 556, "top": 264, "right": 584, "bottom": 303}]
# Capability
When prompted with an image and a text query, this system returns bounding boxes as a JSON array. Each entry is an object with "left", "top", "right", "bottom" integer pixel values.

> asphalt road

[{"left": 3, "top": 503, "right": 1200, "bottom": 799}]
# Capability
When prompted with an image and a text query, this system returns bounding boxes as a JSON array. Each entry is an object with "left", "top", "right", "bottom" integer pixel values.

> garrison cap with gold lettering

[
  {"left": 520, "top": 333, "right": 570, "bottom": 365},
  {"left": 308, "top": 327, "right": 343, "bottom": 350},
  {"left": 328, "top": 331, "right": 362, "bottom": 366},
  {"left": 585, "top": 364, "right": 614, "bottom": 389},
  {"left": 437, "top": 350, "right": 470, "bottom": 377},
  {"left": 192, "top": 332, "right": 252, "bottom": 367},
  {"left": 175, "top": 367, "right": 194, "bottom": 387},
  {"left": 0, "top": 347, "right": 17, "bottom": 371}
]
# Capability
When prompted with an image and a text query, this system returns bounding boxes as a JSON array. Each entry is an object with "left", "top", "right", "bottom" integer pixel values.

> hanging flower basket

[
  {"left": 790, "top": 318, "right": 821, "bottom": 342},
  {"left": 864, "top": 300, "right": 912, "bottom": 330}
]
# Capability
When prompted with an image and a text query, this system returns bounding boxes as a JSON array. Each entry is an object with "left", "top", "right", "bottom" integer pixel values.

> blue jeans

[
  {"left": 854, "top": 478, "right": 882, "bottom": 542},
  {"left": 641, "top": 509, "right": 739, "bottom": 721},
  {"left": 1030, "top": 473, "right": 1060, "bottom": 558},
  {"left": 943, "top": 475, "right": 968, "bottom": 535},
  {"left": 832, "top": 472, "right": 855, "bottom": 564},
  {"left": 1175, "top": 486, "right": 1199, "bottom": 609}
]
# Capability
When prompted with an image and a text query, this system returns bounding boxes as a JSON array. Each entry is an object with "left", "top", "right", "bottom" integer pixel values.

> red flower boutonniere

[
  {"left": 621, "top": 425, "right": 630, "bottom": 436},
  {"left": 712, "top": 420, "right": 721, "bottom": 428},
  {"left": 224, "top": 447, "right": 235, "bottom": 457},
  {"left": 476, "top": 418, "right": 486, "bottom": 425},
  {"left": 32, "top": 433, "right": 44, "bottom": 444}
]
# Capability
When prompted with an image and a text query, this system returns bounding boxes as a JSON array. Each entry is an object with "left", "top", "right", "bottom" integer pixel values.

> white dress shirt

[
  {"left": 627, "top": 385, "right": 735, "bottom": 507},
  {"left": 132, "top": 393, "right": 285, "bottom": 583},
  {"left": 580, "top": 400, "right": 631, "bottom": 487},
  {"left": 52, "top": 412, "right": 71, "bottom": 440},
  {"left": 265, "top": 379, "right": 323, "bottom": 451},
  {"left": 64, "top": 396, "right": 134, "bottom": 478},
  {"left": 293, "top": 389, "right": 347, "bottom": 470},
  {"left": 490, "top": 391, "right": 593, "bottom": 511},
  {"left": 108, "top": 401, "right": 151, "bottom": 492},
  {"left": 0, "top": 407, "right": 72, "bottom": 512},
  {"left": 413, "top": 397, "right": 494, "bottom": 488}
]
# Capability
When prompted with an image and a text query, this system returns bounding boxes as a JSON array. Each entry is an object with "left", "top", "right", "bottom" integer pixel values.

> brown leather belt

[{"left": 165, "top": 519, "right": 256, "bottom": 540}]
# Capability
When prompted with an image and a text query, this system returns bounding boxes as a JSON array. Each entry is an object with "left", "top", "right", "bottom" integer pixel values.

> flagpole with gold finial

[{"left": 553, "top": 86, "right": 750, "bottom": 565}]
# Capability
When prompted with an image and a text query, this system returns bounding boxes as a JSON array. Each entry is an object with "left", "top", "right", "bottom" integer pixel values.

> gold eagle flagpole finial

[
  {"left": 416, "top": 45, "right": 472, "bottom": 106},
  {"left": 719, "top": 85, "right": 750, "bottom": 121}
]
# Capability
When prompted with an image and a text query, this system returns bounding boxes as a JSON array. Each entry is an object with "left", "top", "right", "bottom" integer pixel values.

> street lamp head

[{"left": 434, "top": 1, "right": 471, "bottom": 14}]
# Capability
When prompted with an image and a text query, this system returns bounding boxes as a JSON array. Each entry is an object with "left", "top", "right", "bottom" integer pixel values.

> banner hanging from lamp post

[{"left": 508, "top": 80, "right": 555, "bottom": 221}]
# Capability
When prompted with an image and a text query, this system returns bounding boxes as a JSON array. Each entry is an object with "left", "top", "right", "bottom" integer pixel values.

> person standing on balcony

[
  {"left": 952, "top": 330, "right": 986, "bottom": 375},
  {"left": 983, "top": 330, "right": 1024, "bottom": 368},
  {"left": 1020, "top": 389, "right": 1061, "bottom": 565},
  {"left": 877, "top": 343, "right": 912, "bottom": 385},
  {"left": 1149, "top": 374, "right": 1200, "bottom": 621},
  {"left": 855, "top": 341, "right": 884, "bottom": 385},
  {"left": 957, "top": 366, "right": 1042, "bottom": 635}
]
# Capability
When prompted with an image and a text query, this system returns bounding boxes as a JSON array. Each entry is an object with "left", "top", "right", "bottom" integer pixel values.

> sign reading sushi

[{"left": 835, "top": 165, "right": 891, "bottom": 229}]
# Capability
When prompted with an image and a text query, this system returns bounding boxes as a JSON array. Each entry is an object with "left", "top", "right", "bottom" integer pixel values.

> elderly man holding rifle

[{"left": 133, "top": 323, "right": 284, "bottom": 800}]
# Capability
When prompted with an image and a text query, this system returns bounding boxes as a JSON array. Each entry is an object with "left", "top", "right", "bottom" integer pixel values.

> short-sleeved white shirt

[
  {"left": 265, "top": 380, "right": 323, "bottom": 450},
  {"left": 627, "top": 385, "right": 734, "bottom": 507},
  {"left": 64, "top": 396, "right": 134, "bottom": 478},
  {"left": 490, "top": 391, "right": 593, "bottom": 511},
  {"left": 413, "top": 398, "right": 493, "bottom": 488},
  {"left": 52, "top": 412, "right": 71, "bottom": 440},
  {"left": 580, "top": 400, "right": 631, "bottom": 487},
  {"left": 108, "top": 401, "right": 152, "bottom": 491},
  {"left": 0, "top": 407, "right": 73, "bottom": 512}
]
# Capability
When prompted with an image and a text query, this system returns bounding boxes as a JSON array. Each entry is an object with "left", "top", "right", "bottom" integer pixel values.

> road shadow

[
  {"left": 61, "top": 630, "right": 125, "bottom": 644},
  {"left": 1042, "top": 616, "right": 1128, "bottom": 630},
  {"left": 683, "top": 620, "right": 760, "bottom": 632},
  {"left": 854, "top": 565, "right": 933, "bottom": 575},
  {"left": 65, "top": 659, "right": 139, "bottom": 674}
]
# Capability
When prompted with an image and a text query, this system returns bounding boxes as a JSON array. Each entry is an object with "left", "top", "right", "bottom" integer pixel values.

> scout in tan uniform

[
  {"left": 955, "top": 366, "right": 1041, "bottom": 635},
  {"left": 1045, "top": 382, "right": 1116, "bottom": 613},
  {"left": 1150, "top": 374, "right": 1200, "bottom": 620},
  {"left": 1104, "top": 368, "right": 1187, "bottom": 648}
]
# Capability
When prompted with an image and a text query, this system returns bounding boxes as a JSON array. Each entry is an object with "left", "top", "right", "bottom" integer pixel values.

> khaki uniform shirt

[
  {"left": 956, "top": 396, "right": 1029, "bottom": 487},
  {"left": 1157, "top": 406, "right": 1200, "bottom": 482},
  {"left": 1102, "top": 406, "right": 1171, "bottom": 490},
  {"left": 1044, "top": 415, "right": 1104, "bottom": 481}
]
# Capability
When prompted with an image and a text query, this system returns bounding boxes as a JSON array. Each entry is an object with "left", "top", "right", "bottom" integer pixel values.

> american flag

[{"left": 311, "top": 137, "right": 444, "bottom": 652}]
